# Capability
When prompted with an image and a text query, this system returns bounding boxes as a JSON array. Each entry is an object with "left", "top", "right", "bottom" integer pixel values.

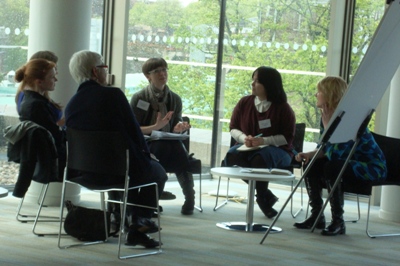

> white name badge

[
  {"left": 137, "top": 99, "right": 150, "bottom": 111},
  {"left": 258, "top": 119, "right": 271, "bottom": 129}
]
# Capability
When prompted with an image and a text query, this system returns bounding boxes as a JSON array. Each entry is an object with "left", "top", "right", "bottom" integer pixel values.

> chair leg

[
  {"left": 118, "top": 183, "right": 162, "bottom": 259},
  {"left": 194, "top": 173, "right": 203, "bottom": 212},
  {"left": 58, "top": 182, "right": 106, "bottom": 249},
  {"left": 366, "top": 195, "right": 400, "bottom": 238},
  {"left": 32, "top": 183, "right": 61, "bottom": 236},
  {"left": 344, "top": 193, "right": 361, "bottom": 223},
  {"left": 290, "top": 178, "right": 304, "bottom": 218},
  {"left": 15, "top": 183, "right": 61, "bottom": 236},
  {"left": 16, "top": 183, "right": 57, "bottom": 223},
  {"left": 213, "top": 176, "right": 229, "bottom": 211}
]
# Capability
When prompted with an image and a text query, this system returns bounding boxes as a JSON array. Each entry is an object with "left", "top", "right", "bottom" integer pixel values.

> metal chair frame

[
  {"left": 16, "top": 182, "right": 63, "bottom": 236},
  {"left": 57, "top": 129, "right": 162, "bottom": 259}
]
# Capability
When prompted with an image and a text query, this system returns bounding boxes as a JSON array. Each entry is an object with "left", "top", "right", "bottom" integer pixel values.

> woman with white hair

[{"left": 65, "top": 50, "right": 167, "bottom": 248}]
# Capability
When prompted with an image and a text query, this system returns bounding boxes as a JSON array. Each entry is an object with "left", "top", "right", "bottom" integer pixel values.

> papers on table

[
  {"left": 144, "top": 130, "right": 190, "bottom": 141},
  {"left": 239, "top": 167, "right": 292, "bottom": 176}
]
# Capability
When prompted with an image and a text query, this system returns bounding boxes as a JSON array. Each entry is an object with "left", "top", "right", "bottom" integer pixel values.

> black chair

[
  {"left": 58, "top": 128, "right": 162, "bottom": 259},
  {"left": 344, "top": 132, "right": 400, "bottom": 238},
  {"left": 213, "top": 123, "right": 306, "bottom": 213}
]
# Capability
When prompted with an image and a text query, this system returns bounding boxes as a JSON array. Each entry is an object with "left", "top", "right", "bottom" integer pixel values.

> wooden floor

[{"left": 1, "top": 178, "right": 399, "bottom": 266}]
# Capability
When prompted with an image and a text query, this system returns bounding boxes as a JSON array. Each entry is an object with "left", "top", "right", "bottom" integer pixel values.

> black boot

[
  {"left": 256, "top": 189, "right": 279, "bottom": 218},
  {"left": 294, "top": 213, "right": 326, "bottom": 229},
  {"left": 321, "top": 181, "right": 345, "bottom": 236},
  {"left": 177, "top": 172, "right": 195, "bottom": 215},
  {"left": 294, "top": 175, "right": 326, "bottom": 229}
]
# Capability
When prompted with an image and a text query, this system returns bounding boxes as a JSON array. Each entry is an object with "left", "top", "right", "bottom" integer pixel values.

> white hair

[{"left": 69, "top": 50, "right": 102, "bottom": 84}]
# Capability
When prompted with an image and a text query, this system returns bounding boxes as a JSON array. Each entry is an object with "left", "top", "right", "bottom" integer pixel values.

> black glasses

[{"left": 148, "top": 68, "right": 168, "bottom": 74}]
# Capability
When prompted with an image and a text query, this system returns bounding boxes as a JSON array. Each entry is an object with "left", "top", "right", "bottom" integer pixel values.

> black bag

[{"left": 64, "top": 200, "right": 118, "bottom": 241}]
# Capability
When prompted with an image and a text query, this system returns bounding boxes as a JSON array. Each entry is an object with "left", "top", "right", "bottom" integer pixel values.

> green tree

[
  {"left": 0, "top": 0, "right": 29, "bottom": 76},
  {"left": 127, "top": 0, "right": 383, "bottom": 138}
]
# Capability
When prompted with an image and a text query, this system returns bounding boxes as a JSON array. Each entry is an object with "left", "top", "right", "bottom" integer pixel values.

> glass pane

[
  {"left": 125, "top": 0, "right": 220, "bottom": 170},
  {"left": 350, "top": 0, "right": 385, "bottom": 131},
  {"left": 0, "top": 0, "right": 104, "bottom": 187},
  {"left": 222, "top": 0, "right": 330, "bottom": 146}
]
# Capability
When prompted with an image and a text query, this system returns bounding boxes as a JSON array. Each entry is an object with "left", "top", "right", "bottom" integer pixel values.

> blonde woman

[{"left": 294, "top": 76, "right": 387, "bottom": 236}]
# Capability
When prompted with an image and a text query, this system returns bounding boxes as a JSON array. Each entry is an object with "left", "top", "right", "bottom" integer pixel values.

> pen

[{"left": 254, "top": 133, "right": 263, "bottom": 138}]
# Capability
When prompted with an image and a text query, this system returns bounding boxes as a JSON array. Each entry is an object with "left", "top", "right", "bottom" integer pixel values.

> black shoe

[
  {"left": 294, "top": 215, "right": 326, "bottom": 229},
  {"left": 264, "top": 208, "right": 278, "bottom": 219},
  {"left": 321, "top": 220, "right": 346, "bottom": 236},
  {"left": 181, "top": 200, "right": 194, "bottom": 215},
  {"left": 132, "top": 217, "right": 160, "bottom": 234},
  {"left": 152, "top": 205, "right": 163, "bottom": 218},
  {"left": 160, "top": 191, "right": 176, "bottom": 200},
  {"left": 257, "top": 194, "right": 279, "bottom": 218},
  {"left": 125, "top": 229, "right": 162, "bottom": 248}
]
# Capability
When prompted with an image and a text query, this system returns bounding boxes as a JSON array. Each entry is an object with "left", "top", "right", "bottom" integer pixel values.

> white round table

[
  {"left": 0, "top": 187, "right": 9, "bottom": 198},
  {"left": 210, "top": 167, "right": 295, "bottom": 233}
]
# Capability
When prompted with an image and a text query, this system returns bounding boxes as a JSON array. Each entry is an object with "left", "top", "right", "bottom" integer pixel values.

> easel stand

[{"left": 260, "top": 110, "right": 373, "bottom": 244}]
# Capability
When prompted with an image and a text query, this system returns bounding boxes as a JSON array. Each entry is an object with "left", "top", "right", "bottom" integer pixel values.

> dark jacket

[
  {"left": 5, "top": 122, "right": 59, "bottom": 198},
  {"left": 65, "top": 80, "right": 152, "bottom": 178}
]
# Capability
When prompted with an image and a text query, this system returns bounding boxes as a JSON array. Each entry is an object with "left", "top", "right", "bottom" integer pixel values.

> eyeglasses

[
  {"left": 148, "top": 68, "right": 168, "bottom": 74},
  {"left": 96, "top": 64, "right": 108, "bottom": 73}
]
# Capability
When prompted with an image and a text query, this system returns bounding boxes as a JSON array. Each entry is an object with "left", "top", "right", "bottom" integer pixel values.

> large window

[
  {"left": 0, "top": 0, "right": 104, "bottom": 188},
  {"left": 124, "top": 0, "right": 386, "bottom": 169},
  {"left": 125, "top": 0, "right": 331, "bottom": 167}
]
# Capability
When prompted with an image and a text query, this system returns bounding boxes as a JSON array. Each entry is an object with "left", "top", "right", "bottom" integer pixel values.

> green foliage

[
  {"left": 0, "top": 0, "right": 29, "bottom": 74},
  {"left": 126, "top": 0, "right": 383, "bottom": 137}
]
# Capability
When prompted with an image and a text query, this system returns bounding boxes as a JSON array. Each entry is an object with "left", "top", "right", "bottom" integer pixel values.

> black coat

[{"left": 7, "top": 126, "right": 59, "bottom": 198}]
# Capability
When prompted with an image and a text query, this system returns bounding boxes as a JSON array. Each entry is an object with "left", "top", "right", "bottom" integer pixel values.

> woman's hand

[
  {"left": 154, "top": 111, "right": 174, "bottom": 129},
  {"left": 295, "top": 150, "right": 321, "bottom": 164},
  {"left": 244, "top": 135, "right": 263, "bottom": 147},
  {"left": 173, "top": 121, "right": 191, "bottom": 133},
  {"left": 295, "top": 152, "right": 311, "bottom": 164}
]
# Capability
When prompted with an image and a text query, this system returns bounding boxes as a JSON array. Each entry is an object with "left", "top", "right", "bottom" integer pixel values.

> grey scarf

[{"left": 144, "top": 84, "right": 171, "bottom": 132}]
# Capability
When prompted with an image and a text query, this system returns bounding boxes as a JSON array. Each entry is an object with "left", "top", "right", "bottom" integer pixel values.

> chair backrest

[
  {"left": 292, "top": 123, "right": 306, "bottom": 154},
  {"left": 66, "top": 128, "right": 129, "bottom": 177},
  {"left": 371, "top": 132, "right": 400, "bottom": 184},
  {"left": 182, "top": 116, "right": 190, "bottom": 152}
]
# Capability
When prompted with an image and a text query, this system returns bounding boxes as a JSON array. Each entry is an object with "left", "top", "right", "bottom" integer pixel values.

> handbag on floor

[{"left": 64, "top": 200, "right": 119, "bottom": 241}]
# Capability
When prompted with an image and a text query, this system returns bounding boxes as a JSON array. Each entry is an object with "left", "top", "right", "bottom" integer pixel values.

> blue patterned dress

[{"left": 323, "top": 127, "right": 387, "bottom": 181}]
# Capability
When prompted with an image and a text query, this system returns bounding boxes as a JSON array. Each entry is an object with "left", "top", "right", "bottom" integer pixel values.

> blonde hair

[{"left": 317, "top": 76, "right": 347, "bottom": 110}]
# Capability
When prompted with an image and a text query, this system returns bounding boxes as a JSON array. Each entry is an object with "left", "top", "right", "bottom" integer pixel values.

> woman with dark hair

[{"left": 224, "top": 66, "right": 296, "bottom": 218}]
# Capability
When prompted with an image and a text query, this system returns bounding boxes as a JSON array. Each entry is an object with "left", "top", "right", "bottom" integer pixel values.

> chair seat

[{"left": 67, "top": 176, "right": 124, "bottom": 191}]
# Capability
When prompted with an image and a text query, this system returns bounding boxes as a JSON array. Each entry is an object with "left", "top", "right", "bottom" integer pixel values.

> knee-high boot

[
  {"left": 321, "top": 180, "right": 345, "bottom": 236},
  {"left": 176, "top": 172, "right": 195, "bottom": 215},
  {"left": 294, "top": 176, "right": 326, "bottom": 229}
]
